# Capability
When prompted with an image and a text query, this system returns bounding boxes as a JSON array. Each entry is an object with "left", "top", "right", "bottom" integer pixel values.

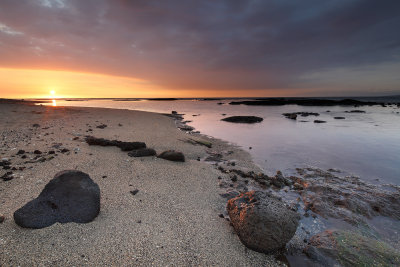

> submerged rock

[
  {"left": 158, "top": 150, "right": 185, "bottom": 162},
  {"left": 305, "top": 230, "right": 400, "bottom": 266},
  {"left": 227, "top": 191, "right": 300, "bottom": 253},
  {"left": 14, "top": 170, "right": 100, "bottom": 229},
  {"left": 128, "top": 148, "right": 156, "bottom": 157},
  {"left": 221, "top": 116, "right": 263, "bottom": 123},
  {"left": 294, "top": 167, "right": 400, "bottom": 224}
]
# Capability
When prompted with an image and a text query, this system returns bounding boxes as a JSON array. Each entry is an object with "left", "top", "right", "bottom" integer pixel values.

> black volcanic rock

[
  {"left": 128, "top": 148, "right": 157, "bottom": 157},
  {"left": 158, "top": 150, "right": 185, "bottom": 162},
  {"left": 85, "top": 136, "right": 146, "bottom": 151},
  {"left": 221, "top": 116, "right": 263, "bottom": 124},
  {"left": 314, "top": 120, "right": 327, "bottom": 123},
  {"left": 14, "top": 170, "right": 100, "bottom": 229},
  {"left": 230, "top": 98, "right": 379, "bottom": 106}
]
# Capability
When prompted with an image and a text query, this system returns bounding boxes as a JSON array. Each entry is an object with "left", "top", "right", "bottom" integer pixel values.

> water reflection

[{"left": 52, "top": 99, "right": 57, "bottom": 106}]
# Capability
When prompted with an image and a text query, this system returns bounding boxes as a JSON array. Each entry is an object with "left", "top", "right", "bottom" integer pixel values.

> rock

[
  {"left": 157, "top": 150, "right": 185, "bottom": 162},
  {"left": 283, "top": 112, "right": 320, "bottom": 120},
  {"left": 305, "top": 230, "right": 400, "bottom": 266},
  {"left": 334, "top": 117, "right": 345, "bottom": 119},
  {"left": 227, "top": 191, "right": 300, "bottom": 253},
  {"left": 130, "top": 189, "right": 139, "bottom": 195},
  {"left": 127, "top": 148, "right": 156, "bottom": 157},
  {"left": 0, "top": 214, "right": 4, "bottom": 223},
  {"left": 33, "top": 150, "right": 42, "bottom": 154},
  {"left": 296, "top": 167, "right": 400, "bottom": 224},
  {"left": 85, "top": 136, "right": 146, "bottom": 151},
  {"left": 345, "top": 110, "right": 366, "bottom": 113},
  {"left": 17, "top": 150, "right": 25, "bottom": 155},
  {"left": 96, "top": 124, "right": 107, "bottom": 129},
  {"left": 178, "top": 125, "right": 195, "bottom": 131},
  {"left": 2, "top": 172, "right": 14, "bottom": 181},
  {"left": 60, "top": 148, "right": 69, "bottom": 153},
  {"left": 314, "top": 120, "right": 326, "bottom": 123},
  {"left": 221, "top": 116, "right": 263, "bottom": 123},
  {"left": 14, "top": 170, "right": 100, "bottom": 229},
  {"left": 32, "top": 124, "right": 40, "bottom": 128},
  {"left": 171, "top": 111, "right": 177, "bottom": 114},
  {"left": 220, "top": 190, "right": 240, "bottom": 199}
]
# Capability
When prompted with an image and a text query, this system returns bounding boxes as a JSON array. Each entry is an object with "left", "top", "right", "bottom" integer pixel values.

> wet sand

[{"left": 0, "top": 103, "right": 281, "bottom": 266}]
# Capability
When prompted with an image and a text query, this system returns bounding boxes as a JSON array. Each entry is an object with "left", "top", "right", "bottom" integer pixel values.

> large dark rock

[
  {"left": 85, "top": 136, "right": 146, "bottom": 151},
  {"left": 221, "top": 116, "right": 263, "bottom": 124},
  {"left": 14, "top": 170, "right": 100, "bottom": 229},
  {"left": 227, "top": 191, "right": 300, "bottom": 253},
  {"left": 157, "top": 150, "right": 185, "bottom": 162},
  {"left": 128, "top": 148, "right": 157, "bottom": 157}
]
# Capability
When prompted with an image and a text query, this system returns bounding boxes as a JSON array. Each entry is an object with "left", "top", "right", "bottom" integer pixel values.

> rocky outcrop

[
  {"left": 305, "top": 230, "right": 400, "bottom": 266},
  {"left": 292, "top": 167, "right": 400, "bottom": 224},
  {"left": 227, "top": 191, "right": 300, "bottom": 253},
  {"left": 221, "top": 116, "right": 263, "bottom": 123},
  {"left": 157, "top": 150, "right": 185, "bottom": 162},
  {"left": 14, "top": 170, "right": 100, "bottom": 229},
  {"left": 85, "top": 136, "right": 146, "bottom": 151}
]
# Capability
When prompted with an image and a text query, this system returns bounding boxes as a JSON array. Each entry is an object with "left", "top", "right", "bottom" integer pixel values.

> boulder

[
  {"left": 221, "top": 116, "right": 263, "bottom": 124},
  {"left": 128, "top": 148, "right": 156, "bottom": 157},
  {"left": 157, "top": 150, "right": 185, "bottom": 162},
  {"left": 227, "top": 191, "right": 300, "bottom": 253},
  {"left": 14, "top": 170, "right": 100, "bottom": 229}
]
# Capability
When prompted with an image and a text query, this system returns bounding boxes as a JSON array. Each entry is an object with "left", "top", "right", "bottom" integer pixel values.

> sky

[{"left": 0, "top": 0, "right": 400, "bottom": 98}]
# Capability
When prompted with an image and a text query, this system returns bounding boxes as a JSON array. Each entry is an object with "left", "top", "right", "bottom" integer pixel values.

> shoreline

[{"left": 0, "top": 102, "right": 280, "bottom": 266}]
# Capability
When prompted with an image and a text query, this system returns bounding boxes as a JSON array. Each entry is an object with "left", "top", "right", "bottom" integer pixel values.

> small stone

[
  {"left": 0, "top": 214, "right": 5, "bottom": 223},
  {"left": 130, "top": 189, "right": 139, "bottom": 196},
  {"left": 34, "top": 150, "right": 42, "bottom": 154}
]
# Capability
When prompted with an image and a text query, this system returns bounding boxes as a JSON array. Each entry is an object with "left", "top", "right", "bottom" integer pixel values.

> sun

[{"left": 50, "top": 90, "right": 55, "bottom": 96}]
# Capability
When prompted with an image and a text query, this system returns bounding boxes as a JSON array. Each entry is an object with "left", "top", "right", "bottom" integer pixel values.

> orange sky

[{"left": 0, "top": 67, "right": 293, "bottom": 99}]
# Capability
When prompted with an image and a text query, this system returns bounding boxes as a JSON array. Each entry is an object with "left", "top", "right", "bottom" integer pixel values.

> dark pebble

[{"left": 130, "top": 189, "right": 139, "bottom": 196}]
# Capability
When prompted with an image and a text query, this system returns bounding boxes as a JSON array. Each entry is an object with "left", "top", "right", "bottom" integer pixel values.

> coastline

[{"left": 0, "top": 102, "right": 280, "bottom": 266}]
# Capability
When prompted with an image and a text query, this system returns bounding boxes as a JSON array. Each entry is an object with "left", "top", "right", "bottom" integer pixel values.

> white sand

[{"left": 0, "top": 103, "right": 281, "bottom": 266}]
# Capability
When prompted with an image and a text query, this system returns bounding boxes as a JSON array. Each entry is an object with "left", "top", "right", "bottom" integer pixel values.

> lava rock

[
  {"left": 17, "top": 150, "right": 25, "bottom": 155},
  {"left": 14, "top": 170, "right": 100, "bottom": 229},
  {"left": 128, "top": 148, "right": 156, "bottom": 157},
  {"left": 157, "top": 150, "right": 185, "bottom": 162},
  {"left": 314, "top": 120, "right": 327, "bottom": 123},
  {"left": 33, "top": 150, "right": 42, "bottom": 154},
  {"left": 221, "top": 116, "right": 263, "bottom": 123},
  {"left": 0, "top": 214, "right": 4, "bottom": 223},
  {"left": 227, "top": 191, "right": 300, "bottom": 253}
]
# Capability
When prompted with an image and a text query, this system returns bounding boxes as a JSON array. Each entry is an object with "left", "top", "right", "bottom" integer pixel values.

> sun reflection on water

[{"left": 52, "top": 99, "right": 57, "bottom": 106}]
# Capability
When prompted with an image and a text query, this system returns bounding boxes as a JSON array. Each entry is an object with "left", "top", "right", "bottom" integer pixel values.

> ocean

[{"left": 42, "top": 97, "right": 400, "bottom": 186}]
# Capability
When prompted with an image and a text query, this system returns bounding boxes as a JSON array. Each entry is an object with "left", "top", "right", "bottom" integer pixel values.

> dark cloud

[{"left": 0, "top": 0, "right": 399, "bottom": 94}]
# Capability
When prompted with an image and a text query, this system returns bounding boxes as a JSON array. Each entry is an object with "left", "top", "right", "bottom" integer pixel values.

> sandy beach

[{"left": 0, "top": 102, "right": 281, "bottom": 266}]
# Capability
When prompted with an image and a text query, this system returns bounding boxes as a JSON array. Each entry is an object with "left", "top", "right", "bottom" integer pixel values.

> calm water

[{"left": 45, "top": 99, "right": 400, "bottom": 185}]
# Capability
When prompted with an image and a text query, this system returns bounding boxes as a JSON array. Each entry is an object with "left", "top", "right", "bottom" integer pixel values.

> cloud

[{"left": 0, "top": 0, "right": 399, "bottom": 95}]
